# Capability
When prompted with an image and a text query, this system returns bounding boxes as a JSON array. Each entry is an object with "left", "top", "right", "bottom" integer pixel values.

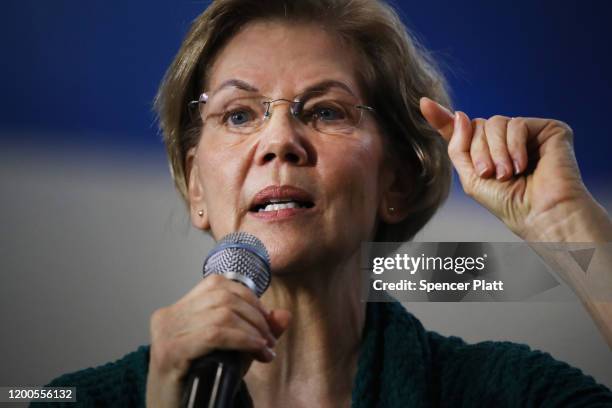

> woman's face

[{"left": 188, "top": 21, "right": 394, "bottom": 274}]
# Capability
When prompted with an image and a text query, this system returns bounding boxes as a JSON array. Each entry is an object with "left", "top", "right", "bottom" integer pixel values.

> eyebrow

[
  {"left": 212, "top": 79, "right": 260, "bottom": 94},
  {"left": 300, "top": 80, "right": 356, "bottom": 97},
  {"left": 211, "top": 78, "right": 357, "bottom": 97}
]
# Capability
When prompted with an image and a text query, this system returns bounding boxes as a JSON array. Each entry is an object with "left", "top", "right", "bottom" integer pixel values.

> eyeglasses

[{"left": 188, "top": 89, "right": 375, "bottom": 136}]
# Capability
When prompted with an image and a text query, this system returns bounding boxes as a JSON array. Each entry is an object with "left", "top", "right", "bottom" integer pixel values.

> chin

[{"left": 256, "top": 230, "right": 326, "bottom": 275}]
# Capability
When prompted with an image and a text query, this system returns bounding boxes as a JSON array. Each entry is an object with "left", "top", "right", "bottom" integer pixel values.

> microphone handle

[{"left": 181, "top": 350, "right": 245, "bottom": 408}]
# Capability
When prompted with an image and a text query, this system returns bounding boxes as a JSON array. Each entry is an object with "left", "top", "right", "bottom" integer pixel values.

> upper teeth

[{"left": 259, "top": 200, "right": 302, "bottom": 212}]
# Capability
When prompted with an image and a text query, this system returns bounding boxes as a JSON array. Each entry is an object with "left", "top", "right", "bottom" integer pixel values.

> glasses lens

[
  {"left": 299, "top": 91, "right": 362, "bottom": 135},
  {"left": 202, "top": 90, "right": 266, "bottom": 134}
]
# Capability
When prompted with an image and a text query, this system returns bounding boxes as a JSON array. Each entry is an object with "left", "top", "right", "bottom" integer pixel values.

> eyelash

[
  {"left": 220, "top": 105, "right": 345, "bottom": 125},
  {"left": 221, "top": 108, "right": 255, "bottom": 126}
]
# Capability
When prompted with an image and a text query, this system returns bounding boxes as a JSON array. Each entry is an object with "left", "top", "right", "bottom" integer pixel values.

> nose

[{"left": 255, "top": 106, "right": 311, "bottom": 166}]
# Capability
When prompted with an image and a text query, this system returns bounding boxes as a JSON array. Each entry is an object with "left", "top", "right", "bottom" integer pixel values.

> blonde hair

[{"left": 155, "top": 0, "right": 452, "bottom": 241}]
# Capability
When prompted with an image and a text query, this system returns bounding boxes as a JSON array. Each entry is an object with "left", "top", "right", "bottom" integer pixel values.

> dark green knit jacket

[{"left": 34, "top": 301, "right": 612, "bottom": 407}]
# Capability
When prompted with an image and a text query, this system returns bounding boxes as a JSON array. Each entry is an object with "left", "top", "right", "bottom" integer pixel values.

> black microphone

[{"left": 181, "top": 232, "right": 271, "bottom": 408}]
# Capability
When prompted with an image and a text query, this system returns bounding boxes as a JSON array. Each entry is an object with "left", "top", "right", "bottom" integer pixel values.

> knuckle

[
  {"left": 217, "top": 307, "right": 236, "bottom": 325},
  {"left": 230, "top": 280, "right": 253, "bottom": 299},
  {"left": 240, "top": 288, "right": 258, "bottom": 306},
  {"left": 206, "top": 274, "right": 226, "bottom": 287},
  {"left": 552, "top": 119, "right": 573, "bottom": 139},
  {"left": 243, "top": 288, "right": 261, "bottom": 306},
  {"left": 512, "top": 116, "right": 526, "bottom": 127},
  {"left": 471, "top": 117, "right": 486, "bottom": 127},
  {"left": 553, "top": 119, "right": 570, "bottom": 131},
  {"left": 217, "top": 290, "right": 235, "bottom": 305},
  {"left": 488, "top": 114, "right": 510, "bottom": 124},
  {"left": 205, "top": 325, "right": 225, "bottom": 344}
]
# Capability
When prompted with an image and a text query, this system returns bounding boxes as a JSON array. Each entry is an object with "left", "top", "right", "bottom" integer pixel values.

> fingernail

[
  {"left": 254, "top": 336, "right": 267, "bottom": 347},
  {"left": 496, "top": 164, "right": 507, "bottom": 180},
  {"left": 435, "top": 100, "right": 454, "bottom": 116},
  {"left": 266, "top": 347, "right": 276, "bottom": 359},
  {"left": 267, "top": 334, "right": 276, "bottom": 347},
  {"left": 513, "top": 159, "right": 521, "bottom": 174},
  {"left": 476, "top": 162, "right": 488, "bottom": 177}
]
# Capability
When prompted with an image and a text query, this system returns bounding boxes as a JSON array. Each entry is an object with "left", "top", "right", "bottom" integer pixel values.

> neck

[{"left": 245, "top": 253, "right": 365, "bottom": 406}]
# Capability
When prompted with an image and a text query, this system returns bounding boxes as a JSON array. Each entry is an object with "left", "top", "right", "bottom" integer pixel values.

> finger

[
  {"left": 191, "top": 274, "right": 269, "bottom": 316},
  {"left": 513, "top": 117, "right": 573, "bottom": 157},
  {"left": 470, "top": 118, "right": 494, "bottom": 178},
  {"left": 252, "top": 345, "right": 277, "bottom": 363},
  {"left": 190, "top": 326, "right": 274, "bottom": 365},
  {"left": 169, "top": 301, "right": 263, "bottom": 343},
  {"left": 251, "top": 310, "right": 292, "bottom": 364},
  {"left": 204, "top": 293, "right": 276, "bottom": 346},
  {"left": 484, "top": 115, "right": 512, "bottom": 180},
  {"left": 266, "top": 309, "right": 292, "bottom": 339},
  {"left": 516, "top": 117, "right": 569, "bottom": 145},
  {"left": 419, "top": 96, "right": 455, "bottom": 141},
  {"left": 506, "top": 118, "right": 529, "bottom": 174},
  {"left": 220, "top": 279, "right": 270, "bottom": 316},
  {"left": 448, "top": 111, "right": 476, "bottom": 185},
  {"left": 181, "top": 326, "right": 269, "bottom": 362}
]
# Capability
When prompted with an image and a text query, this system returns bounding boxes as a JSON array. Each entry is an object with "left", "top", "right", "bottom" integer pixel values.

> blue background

[{"left": 2, "top": 0, "right": 611, "bottom": 185}]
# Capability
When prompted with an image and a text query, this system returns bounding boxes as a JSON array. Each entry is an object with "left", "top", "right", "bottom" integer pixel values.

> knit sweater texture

[{"left": 34, "top": 301, "right": 612, "bottom": 407}]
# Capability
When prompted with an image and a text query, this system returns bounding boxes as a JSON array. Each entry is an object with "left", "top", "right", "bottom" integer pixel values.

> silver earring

[{"left": 197, "top": 210, "right": 204, "bottom": 217}]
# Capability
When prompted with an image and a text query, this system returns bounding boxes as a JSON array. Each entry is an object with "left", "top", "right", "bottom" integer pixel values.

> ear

[
  {"left": 378, "top": 160, "right": 413, "bottom": 224},
  {"left": 185, "top": 147, "right": 210, "bottom": 231}
]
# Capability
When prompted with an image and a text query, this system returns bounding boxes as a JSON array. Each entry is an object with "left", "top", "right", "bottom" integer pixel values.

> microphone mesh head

[{"left": 203, "top": 232, "right": 271, "bottom": 297}]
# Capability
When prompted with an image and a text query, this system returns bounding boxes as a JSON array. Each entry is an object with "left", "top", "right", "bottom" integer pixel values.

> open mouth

[
  {"left": 249, "top": 185, "right": 316, "bottom": 215},
  {"left": 251, "top": 199, "right": 315, "bottom": 213}
]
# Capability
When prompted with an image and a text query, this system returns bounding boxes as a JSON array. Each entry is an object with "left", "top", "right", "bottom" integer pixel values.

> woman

[{"left": 40, "top": 0, "right": 612, "bottom": 406}]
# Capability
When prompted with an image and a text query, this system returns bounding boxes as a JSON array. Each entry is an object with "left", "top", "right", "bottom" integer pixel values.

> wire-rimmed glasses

[{"left": 188, "top": 88, "right": 375, "bottom": 136}]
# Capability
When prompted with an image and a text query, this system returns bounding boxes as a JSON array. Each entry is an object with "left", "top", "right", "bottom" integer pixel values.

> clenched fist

[
  {"left": 146, "top": 275, "right": 291, "bottom": 407},
  {"left": 420, "top": 97, "right": 611, "bottom": 242}
]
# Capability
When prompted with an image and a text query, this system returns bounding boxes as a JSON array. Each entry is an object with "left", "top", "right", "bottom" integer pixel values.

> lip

[{"left": 249, "top": 185, "right": 315, "bottom": 219}]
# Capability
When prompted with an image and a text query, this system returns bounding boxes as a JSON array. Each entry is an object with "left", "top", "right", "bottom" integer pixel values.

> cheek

[
  {"left": 322, "top": 136, "right": 384, "bottom": 222},
  {"left": 197, "top": 145, "right": 245, "bottom": 235}
]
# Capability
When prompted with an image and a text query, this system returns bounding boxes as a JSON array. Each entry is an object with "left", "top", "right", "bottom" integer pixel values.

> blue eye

[
  {"left": 314, "top": 107, "right": 344, "bottom": 121},
  {"left": 225, "top": 109, "right": 253, "bottom": 126}
]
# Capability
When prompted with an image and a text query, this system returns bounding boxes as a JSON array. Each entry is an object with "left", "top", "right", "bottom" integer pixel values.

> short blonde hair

[{"left": 155, "top": 0, "right": 452, "bottom": 241}]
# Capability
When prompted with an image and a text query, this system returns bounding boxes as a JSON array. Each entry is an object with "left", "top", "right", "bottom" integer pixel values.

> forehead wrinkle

[
  {"left": 206, "top": 22, "right": 366, "bottom": 101},
  {"left": 208, "top": 77, "right": 361, "bottom": 102}
]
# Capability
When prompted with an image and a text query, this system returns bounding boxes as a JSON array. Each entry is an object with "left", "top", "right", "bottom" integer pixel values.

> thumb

[
  {"left": 267, "top": 309, "right": 292, "bottom": 339},
  {"left": 419, "top": 96, "right": 455, "bottom": 141}
]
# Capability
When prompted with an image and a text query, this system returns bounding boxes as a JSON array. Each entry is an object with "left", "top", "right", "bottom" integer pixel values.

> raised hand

[{"left": 419, "top": 97, "right": 611, "bottom": 242}]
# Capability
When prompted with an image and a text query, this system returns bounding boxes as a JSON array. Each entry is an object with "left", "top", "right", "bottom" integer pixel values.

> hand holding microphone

[{"left": 145, "top": 233, "right": 291, "bottom": 408}]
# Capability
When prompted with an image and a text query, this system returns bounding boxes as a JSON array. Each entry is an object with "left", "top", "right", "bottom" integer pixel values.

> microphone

[{"left": 181, "top": 232, "right": 271, "bottom": 408}]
